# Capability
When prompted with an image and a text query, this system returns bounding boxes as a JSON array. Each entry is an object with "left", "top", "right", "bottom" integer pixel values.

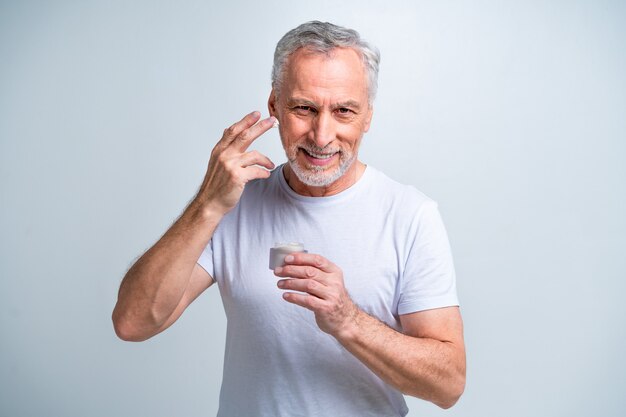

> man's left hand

[{"left": 274, "top": 253, "right": 358, "bottom": 336}]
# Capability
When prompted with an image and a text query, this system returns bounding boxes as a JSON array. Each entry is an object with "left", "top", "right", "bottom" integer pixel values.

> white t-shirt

[{"left": 197, "top": 164, "right": 458, "bottom": 417}]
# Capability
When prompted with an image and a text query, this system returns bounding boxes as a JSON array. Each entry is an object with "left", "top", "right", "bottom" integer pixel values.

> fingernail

[
  {"left": 251, "top": 111, "right": 260, "bottom": 118},
  {"left": 277, "top": 280, "right": 284, "bottom": 288},
  {"left": 274, "top": 266, "right": 283, "bottom": 273},
  {"left": 285, "top": 255, "right": 294, "bottom": 262}
]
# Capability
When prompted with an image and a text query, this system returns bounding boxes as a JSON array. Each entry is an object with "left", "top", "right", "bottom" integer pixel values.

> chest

[{"left": 212, "top": 205, "right": 405, "bottom": 326}]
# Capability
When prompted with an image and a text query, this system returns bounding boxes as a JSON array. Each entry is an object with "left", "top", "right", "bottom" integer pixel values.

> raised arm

[{"left": 112, "top": 111, "right": 277, "bottom": 341}]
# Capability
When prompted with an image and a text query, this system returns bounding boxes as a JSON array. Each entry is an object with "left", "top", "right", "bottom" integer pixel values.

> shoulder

[{"left": 364, "top": 166, "right": 435, "bottom": 215}]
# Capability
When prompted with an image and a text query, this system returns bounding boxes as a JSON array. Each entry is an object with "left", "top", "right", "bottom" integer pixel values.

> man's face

[{"left": 268, "top": 47, "right": 373, "bottom": 194}]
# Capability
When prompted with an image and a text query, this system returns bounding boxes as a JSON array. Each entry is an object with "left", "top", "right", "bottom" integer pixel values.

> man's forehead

[
  {"left": 280, "top": 47, "right": 369, "bottom": 103},
  {"left": 287, "top": 46, "right": 362, "bottom": 67}
]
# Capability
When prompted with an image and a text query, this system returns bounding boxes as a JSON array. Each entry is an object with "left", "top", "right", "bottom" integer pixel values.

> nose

[{"left": 310, "top": 111, "right": 335, "bottom": 148}]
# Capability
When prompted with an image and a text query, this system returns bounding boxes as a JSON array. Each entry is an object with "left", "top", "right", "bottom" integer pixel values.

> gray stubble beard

[{"left": 286, "top": 144, "right": 357, "bottom": 187}]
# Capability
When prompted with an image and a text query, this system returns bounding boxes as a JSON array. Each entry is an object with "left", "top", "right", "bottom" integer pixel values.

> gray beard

[{"left": 287, "top": 148, "right": 357, "bottom": 187}]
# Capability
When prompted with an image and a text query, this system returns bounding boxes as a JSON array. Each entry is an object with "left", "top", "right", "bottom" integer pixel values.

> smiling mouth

[{"left": 301, "top": 148, "right": 337, "bottom": 160}]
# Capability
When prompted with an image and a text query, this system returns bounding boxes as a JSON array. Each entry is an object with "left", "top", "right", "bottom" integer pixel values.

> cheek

[
  {"left": 281, "top": 118, "right": 310, "bottom": 142},
  {"left": 278, "top": 126, "right": 298, "bottom": 153},
  {"left": 336, "top": 126, "right": 363, "bottom": 148}
]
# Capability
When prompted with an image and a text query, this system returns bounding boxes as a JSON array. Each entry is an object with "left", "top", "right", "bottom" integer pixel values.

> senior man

[{"left": 113, "top": 21, "right": 465, "bottom": 416}]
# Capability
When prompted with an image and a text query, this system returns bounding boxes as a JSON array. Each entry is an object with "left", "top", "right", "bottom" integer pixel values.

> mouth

[{"left": 300, "top": 148, "right": 338, "bottom": 166}]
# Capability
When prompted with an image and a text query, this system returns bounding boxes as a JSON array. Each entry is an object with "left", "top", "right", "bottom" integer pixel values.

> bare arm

[
  {"left": 275, "top": 253, "right": 466, "bottom": 409},
  {"left": 335, "top": 307, "right": 465, "bottom": 409},
  {"left": 112, "top": 111, "right": 277, "bottom": 341},
  {"left": 111, "top": 206, "right": 218, "bottom": 342}
]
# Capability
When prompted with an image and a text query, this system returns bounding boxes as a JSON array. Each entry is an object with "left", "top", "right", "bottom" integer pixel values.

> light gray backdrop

[{"left": 1, "top": 0, "right": 625, "bottom": 416}]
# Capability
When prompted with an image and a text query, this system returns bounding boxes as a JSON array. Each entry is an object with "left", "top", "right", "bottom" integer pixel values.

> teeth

[{"left": 304, "top": 149, "right": 334, "bottom": 159}]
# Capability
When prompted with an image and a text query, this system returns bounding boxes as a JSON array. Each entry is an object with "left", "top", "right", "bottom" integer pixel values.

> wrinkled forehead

[{"left": 281, "top": 47, "right": 369, "bottom": 100}]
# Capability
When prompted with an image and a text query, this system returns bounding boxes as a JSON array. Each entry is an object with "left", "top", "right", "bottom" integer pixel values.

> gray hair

[{"left": 271, "top": 21, "right": 381, "bottom": 104}]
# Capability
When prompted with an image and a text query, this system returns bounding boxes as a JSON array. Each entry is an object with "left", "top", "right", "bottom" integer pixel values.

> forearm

[
  {"left": 113, "top": 199, "right": 221, "bottom": 339},
  {"left": 113, "top": 112, "right": 275, "bottom": 341},
  {"left": 336, "top": 310, "right": 466, "bottom": 409}
]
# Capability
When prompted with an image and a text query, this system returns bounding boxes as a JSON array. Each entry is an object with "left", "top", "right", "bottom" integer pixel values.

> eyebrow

[
  {"left": 287, "top": 97, "right": 318, "bottom": 107},
  {"left": 335, "top": 100, "right": 362, "bottom": 109},
  {"left": 287, "top": 97, "right": 363, "bottom": 110}
]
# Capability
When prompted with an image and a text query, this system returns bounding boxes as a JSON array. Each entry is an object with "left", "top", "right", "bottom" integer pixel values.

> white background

[{"left": 1, "top": 0, "right": 625, "bottom": 416}]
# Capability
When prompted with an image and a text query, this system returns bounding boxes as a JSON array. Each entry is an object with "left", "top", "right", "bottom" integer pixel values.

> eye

[
  {"left": 335, "top": 107, "right": 356, "bottom": 119},
  {"left": 294, "top": 105, "right": 316, "bottom": 115}
]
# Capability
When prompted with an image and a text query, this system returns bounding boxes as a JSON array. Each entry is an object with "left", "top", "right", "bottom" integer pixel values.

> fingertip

[
  {"left": 262, "top": 116, "right": 276, "bottom": 129},
  {"left": 265, "top": 154, "right": 276, "bottom": 168},
  {"left": 245, "top": 111, "right": 261, "bottom": 124},
  {"left": 258, "top": 167, "right": 272, "bottom": 179}
]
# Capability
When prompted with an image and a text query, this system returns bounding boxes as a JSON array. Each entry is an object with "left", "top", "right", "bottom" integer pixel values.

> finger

[
  {"left": 281, "top": 291, "right": 321, "bottom": 312},
  {"left": 239, "top": 150, "right": 275, "bottom": 170},
  {"left": 274, "top": 264, "right": 320, "bottom": 280},
  {"left": 277, "top": 278, "right": 331, "bottom": 300},
  {"left": 231, "top": 116, "right": 277, "bottom": 152},
  {"left": 241, "top": 165, "right": 272, "bottom": 182},
  {"left": 220, "top": 111, "right": 261, "bottom": 144},
  {"left": 283, "top": 253, "right": 338, "bottom": 274}
]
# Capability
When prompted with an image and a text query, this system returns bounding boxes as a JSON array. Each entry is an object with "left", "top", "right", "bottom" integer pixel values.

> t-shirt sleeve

[
  {"left": 397, "top": 200, "right": 459, "bottom": 315},
  {"left": 196, "top": 239, "right": 215, "bottom": 279}
]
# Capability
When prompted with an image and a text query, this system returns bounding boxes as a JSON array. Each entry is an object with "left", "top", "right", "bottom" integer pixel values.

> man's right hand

[
  {"left": 196, "top": 111, "right": 276, "bottom": 215},
  {"left": 112, "top": 111, "right": 276, "bottom": 341}
]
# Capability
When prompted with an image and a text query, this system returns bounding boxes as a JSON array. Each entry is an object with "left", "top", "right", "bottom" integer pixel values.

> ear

[
  {"left": 268, "top": 88, "right": 277, "bottom": 117},
  {"left": 363, "top": 105, "right": 374, "bottom": 132}
]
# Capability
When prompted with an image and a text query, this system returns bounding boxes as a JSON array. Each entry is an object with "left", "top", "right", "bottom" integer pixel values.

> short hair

[{"left": 271, "top": 21, "right": 381, "bottom": 104}]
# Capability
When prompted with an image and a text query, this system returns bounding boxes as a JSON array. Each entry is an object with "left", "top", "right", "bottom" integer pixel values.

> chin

[{"left": 289, "top": 155, "right": 356, "bottom": 187}]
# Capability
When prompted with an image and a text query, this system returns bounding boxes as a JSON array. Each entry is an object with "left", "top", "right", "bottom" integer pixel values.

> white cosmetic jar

[{"left": 269, "top": 242, "right": 307, "bottom": 270}]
